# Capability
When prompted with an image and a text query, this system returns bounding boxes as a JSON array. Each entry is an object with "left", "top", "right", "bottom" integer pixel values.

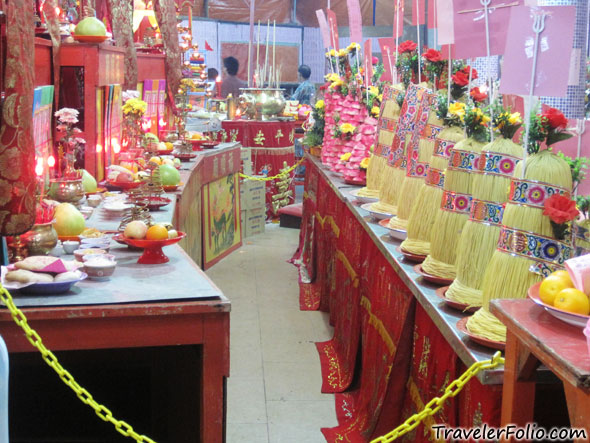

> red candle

[{"left": 216, "top": 76, "right": 222, "bottom": 99}]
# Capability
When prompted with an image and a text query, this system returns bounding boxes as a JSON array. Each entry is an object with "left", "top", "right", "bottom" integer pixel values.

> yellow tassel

[
  {"left": 446, "top": 137, "right": 524, "bottom": 306},
  {"left": 401, "top": 126, "right": 465, "bottom": 254},
  {"left": 422, "top": 137, "right": 487, "bottom": 279},
  {"left": 466, "top": 149, "right": 573, "bottom": 342},
  {"left": 389, "top": 113, "right": 443, "bottom": 230}
]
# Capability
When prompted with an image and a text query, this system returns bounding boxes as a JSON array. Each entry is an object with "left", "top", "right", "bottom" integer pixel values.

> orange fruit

[
  {"left": 549, "top": 270, "right": 574, "bottom": 287},
  {"left": 554, "top": 288, "right": 590, "bottom": 315},
  {"left": 145, "top": 224, "right": 169, "bottom": 241},
  {"left": 539, "top": 275, "right": 573, "bottom": 306}
]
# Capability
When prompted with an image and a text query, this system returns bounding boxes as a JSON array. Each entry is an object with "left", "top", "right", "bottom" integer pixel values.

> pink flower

[{"left": 55, "top": 107, "right": 79, "bottom": 124}]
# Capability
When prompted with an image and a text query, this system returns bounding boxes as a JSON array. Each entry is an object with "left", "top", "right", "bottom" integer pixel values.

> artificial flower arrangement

[
  {"left": 523, "top": 106, "right": 573, "bottom": 154},
  {"left": 462, "top": 104, "right": 491, "bottom": 143},
  {"left": 334, "top": 122, "right": 357, "bottom": 141},
  {"left": 55, "top": 107, "right": 86, "bottom": 178},
  {"left": 359, "top": 157, "right": 370, "bottom": 170},
  {"left": 302, "top": 99, "right": 326, "bottom": 148},
  {"left": 122, "top": 97, "right": 148, "bottom": 150},
  {"left": 396, "top": 40, "right": 419, "bottom": 87},
  {"left": 491, "top": 108, "right": 522, "bottom": 139},
  {"left": 437, "top": 94, "right": 465, "bottom": 128},
  {"left": 450, "top": 65, "right": 478, "bottom": 100},
  {"left": 470, "top": 86, "right": 488, "bottom": 104},
  {"left": 423, "top": 48, "right": 448, "bottom": 89}
]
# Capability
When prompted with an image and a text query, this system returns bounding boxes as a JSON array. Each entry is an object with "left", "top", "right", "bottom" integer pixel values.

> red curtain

[
  {"left": 107, "top": 0, "right": 138, "bottom": 89},
  {"left": 154, "top": 0, "right": 182, "bottom": 111},
  {"left": 0, "top": 0, "right": 36, "bottom": 235}
]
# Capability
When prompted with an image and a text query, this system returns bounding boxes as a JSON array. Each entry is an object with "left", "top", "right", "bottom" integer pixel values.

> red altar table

[
  {"left": 219, "top": 120, "right": 297, "bottom": 217},
  {"left": 294, "top": 154, "right": 505, "bottom": 442},
  {"left": 491, "top": 299, "right": 590, "bottom": 442}
]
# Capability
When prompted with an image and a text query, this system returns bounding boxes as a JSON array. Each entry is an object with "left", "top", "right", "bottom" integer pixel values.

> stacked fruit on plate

[
  {"left": 124, "top": 221, "right": 179, "bottom": 240},
  {"left": 539, "top": 270, "right": 590, "bottom": 315}
]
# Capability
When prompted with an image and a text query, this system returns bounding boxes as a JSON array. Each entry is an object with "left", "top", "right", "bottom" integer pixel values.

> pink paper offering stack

[
  {"left": 341, "top": 113, "right": 377, "bottom": 184},
  {"left": 321, "top": 89, "right": 342, "bottom": 170}
]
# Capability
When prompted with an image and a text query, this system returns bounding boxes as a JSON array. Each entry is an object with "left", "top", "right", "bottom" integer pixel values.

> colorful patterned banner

[
  {"left": 497, "top": 226, "right": 573, "bottom": 266},
  {"left": 433, "top": 137, "right": 457, "bottom": 159},
  {"left": 470, "top": 199, "right": 504, "bottom": 226},
  {"left": 447, "top": 148, "right": 481, "bottom": 172},
  {"left": 478, "top": 151, "right": 520, "bottom": 178},
  {"left": 508, "top": 178, "right": 570, "bottom": 209},
  {"left": 426, "top": 167, "right": 445, "bottom": 189},
  {"left": 441, "top": 190, "right": 472, "bottom": 214},
  {"left": 154, "top": 0, "right": 182, "bottom": 111}
]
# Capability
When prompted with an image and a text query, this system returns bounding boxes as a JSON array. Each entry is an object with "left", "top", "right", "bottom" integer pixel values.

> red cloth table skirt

[
  {"left": 220, "top": 120, "right": 296, "bottom": 217},
  {"left": 292, "top": 157, "right": 502, "bottom": 443}
]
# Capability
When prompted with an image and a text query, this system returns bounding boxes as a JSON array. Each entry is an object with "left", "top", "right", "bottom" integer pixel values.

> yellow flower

[
  {"left": 315, "top": 100, "right": 325, "bottom": 110},
  {"left": 325, "top": 73, "right": 340, "bottom": 83},
  {"left": 369, "top": 86, "right": 379, "bottom": 96},
  {"left": 340, "top": 152, "right": 352, "bottom": 162},
  {"left": 330, "top": 79, "right": 344, "bottom": 89},
  {"left": 337, "top": 49, "right": 349, "bottom": 57},
  {"left": 448, "top": 102, "right": 466, "bottom": 117},
  {"left": 360, "top": 157, "right": 370, "bottom": 169},
  {"left": 371, "top": 106, "right": 380, "bottom": 116},
  {"left": 508, "top": 112, "right": 521, "bottom": 125},
  {"left": 340, "top": 123, "right": 356, "bottom": 134},
  {"left": 347, "top": 42, "right": 361, "bottom": 52},
  {"left": 377, "top": 94, "right": 383, "bottom": 102}
]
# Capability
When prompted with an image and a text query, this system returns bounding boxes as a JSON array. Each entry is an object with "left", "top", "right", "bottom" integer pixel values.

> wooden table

[
  {"left": 0, "top": 245, "right": 230, "bottom": 442},
  {"left": 491, "top": 299, "right": 590, "bottom": 442}
]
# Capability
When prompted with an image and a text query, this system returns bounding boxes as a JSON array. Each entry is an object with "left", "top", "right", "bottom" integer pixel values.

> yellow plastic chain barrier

[
  {"left": 371, "top": 351, "right": 505, "bottom": 443},
  {"left": 239, "top": 158, "right": 304, "bottom": 181},
  {"left": 0, "top": 285, "right": 157, "bottom": 443}
]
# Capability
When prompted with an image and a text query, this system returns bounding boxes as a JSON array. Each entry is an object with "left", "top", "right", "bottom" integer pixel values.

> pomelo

[
  {"left": 80, "top": 169, "right": 97, "bottom": 193},
  {"left": 158, "top": 164, "right": 180, "bottom": 186},
  {"left": 74, "top": 17, "right": 106, "bottom": 37},
  {"left": 53, "top": 203, "right": 85, "bottom": 236}
]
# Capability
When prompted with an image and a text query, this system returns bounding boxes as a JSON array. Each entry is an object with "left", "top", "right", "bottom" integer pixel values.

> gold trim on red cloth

[
  {"left": 315, "top": 211, "right": 340, "bottom": 237},
  {"left": 0, "top": 1, "right": 36, "bottom": 235},
  {"left": 319, "top": 341, "right": 347, "bottom": 390},
  {"left": 407, "top": 377, "right": 447, "bottom": 443},
  {"left": 154, "top": 0, "right": 182, "bottom": 111},
  {"left": 336, "top": 250, "right": 359, "bottom": 288},
  {"left": 107, "top": 0, "right": 138, "bottom": 89}
]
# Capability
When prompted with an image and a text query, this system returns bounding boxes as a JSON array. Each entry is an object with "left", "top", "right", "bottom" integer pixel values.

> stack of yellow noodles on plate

[
  {"left": 400, "top": 124, "right": 465, "bottom": 255},
  {"left": 389, "top": 90, "right": 443, "bottom": 231},
  {"left": 421, "top": 133, "right": 489, "bottom": 279},
  {"left": 357, "top": 84, "right": 405, "bottom": 199},
  {"left": 446, "top": 135, "right": 523, "bottom": 306},
  {"left": 466, "top": 149, "right": 573, "bottom": 342},
  {"left": 371, "top": 84, "right": 427, "bottom": 215}
]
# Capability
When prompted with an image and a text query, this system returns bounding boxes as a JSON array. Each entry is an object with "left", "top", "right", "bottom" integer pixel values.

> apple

[
  {"left": 74, "top": 17, "right": 107, "bottom": 37},
  {"left": 124, "top": 220, "right": 148, "bottom": 239}
]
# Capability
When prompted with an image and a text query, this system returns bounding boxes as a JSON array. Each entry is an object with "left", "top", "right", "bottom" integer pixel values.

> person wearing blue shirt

[{"left": 291, "top": 65, "right": 315, "bottom": 105}]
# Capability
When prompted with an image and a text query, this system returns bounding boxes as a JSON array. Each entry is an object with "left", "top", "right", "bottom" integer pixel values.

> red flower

[
  {"left": 462, "top": 66, "right": 478, "bottom": 80},
  {"left": 372, "top": 56, "right": 379, "bottom": 65},
  {"left": 398, "top": 40, "right": 417, "bottom": 53},
  {"left": 470, "top": 87, "right": 488, "bottom": 103},
  {"left": 542, "top": 107, "right": 569, "bottom": 130},
  {"left": 424, "top": 48, "right": 442, "bottom": 62},
  {"left": 452, "top": 71, "right": 469, "bottom": 86},
  {"left": 543, "top": 194, "right": 579, "bottom": 224}
]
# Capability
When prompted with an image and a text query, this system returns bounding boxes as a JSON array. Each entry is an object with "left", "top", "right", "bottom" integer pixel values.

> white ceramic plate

[
  {"left": 528, "top": 282, "right": 590, "bottom": 328},
  {"left": 360, "top": 203, "right": 392, "bottom": 221},
  {"left": 103, "top": 202, "right": 134, "bottom": 212},
  {"left": 349, "top": 188, "right": 379, "bottom": 204}
]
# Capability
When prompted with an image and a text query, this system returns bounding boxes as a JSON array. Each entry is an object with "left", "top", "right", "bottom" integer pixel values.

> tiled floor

[{"left": 206, "top": 223, "right": 337, "bottom": 443}]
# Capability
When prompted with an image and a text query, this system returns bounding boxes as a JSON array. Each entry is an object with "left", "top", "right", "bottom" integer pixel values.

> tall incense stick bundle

[
  {"left": 358, "top": 84, "right": 405, "bottom": 198},
  {"left": 446, "top": 136, "right": 523, "bottom": 306},
  {"left": 421, "top": 137, "right": 487, "bottom": 279},
  {"left": 388, "top": 107, "right": 443, "bottom": 231},
  {"left": 400, "top": 125, "right": 465, "bottom": 255},
  {"left": 467, "top": 150, "right": 573, "bottom": 342}
]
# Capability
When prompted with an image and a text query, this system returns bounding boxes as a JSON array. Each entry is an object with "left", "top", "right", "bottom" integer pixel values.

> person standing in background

[
  {"left": 221, "top": 57, "right": 246, "bottom": 99},
  {"left": 291, "top": 65, "right": 315, "bottom": 105}
]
